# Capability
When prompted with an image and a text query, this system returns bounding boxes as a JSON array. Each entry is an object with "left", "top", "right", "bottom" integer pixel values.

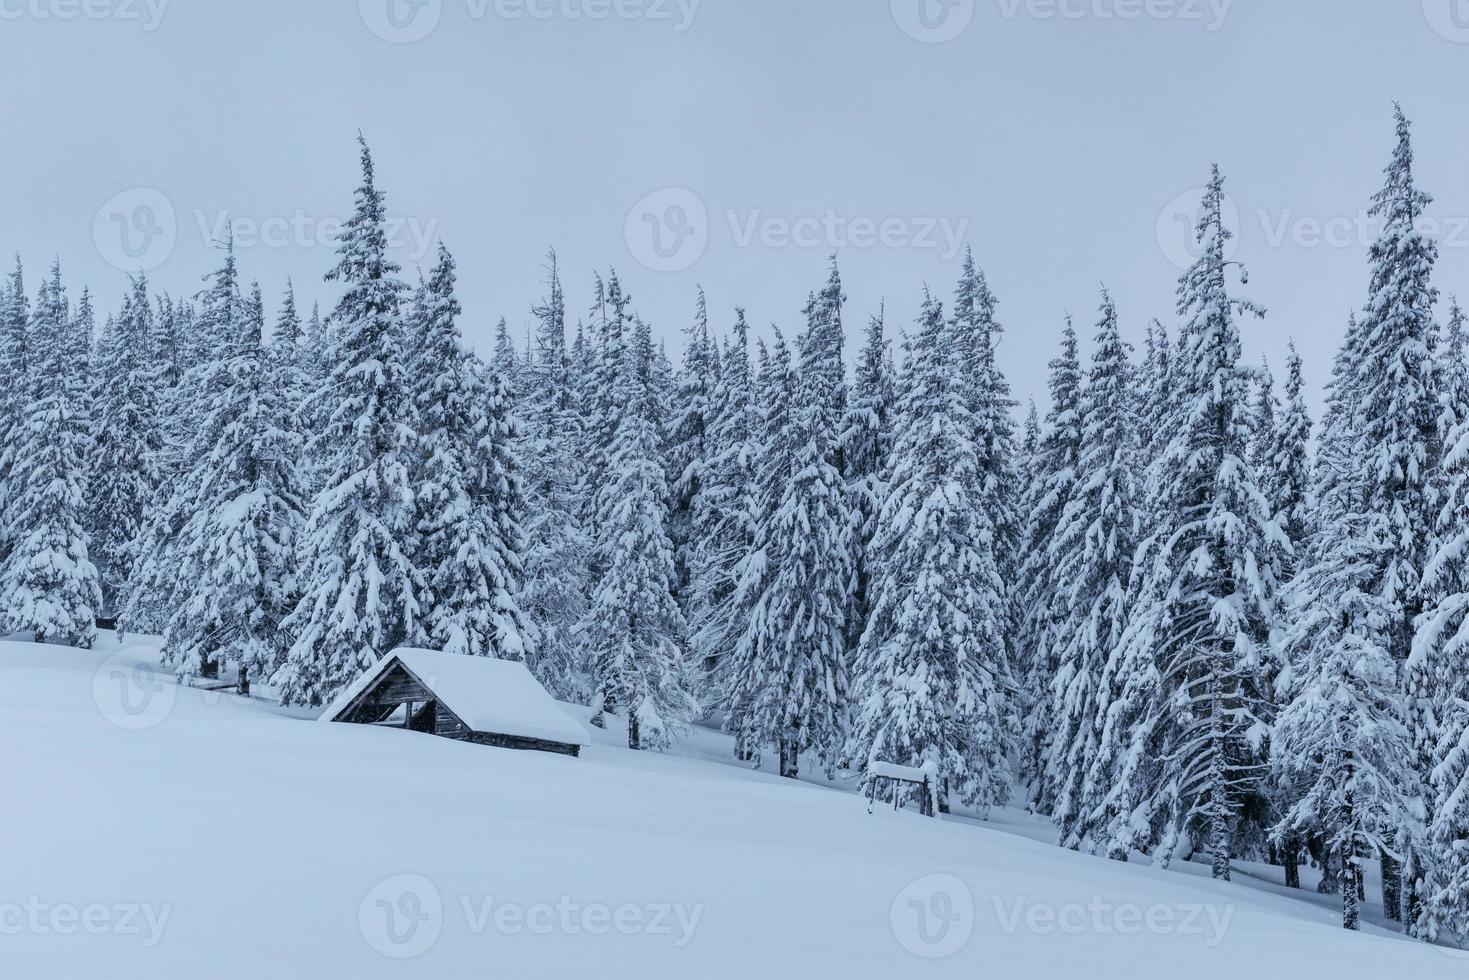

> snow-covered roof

[{"left": 320, "top": 648, "right": 591, "bottom": 747}]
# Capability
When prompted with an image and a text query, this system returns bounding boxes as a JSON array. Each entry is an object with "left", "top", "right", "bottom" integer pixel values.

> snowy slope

[{"left": 4, "top": 637, "right": 1467, "bottom": 980}]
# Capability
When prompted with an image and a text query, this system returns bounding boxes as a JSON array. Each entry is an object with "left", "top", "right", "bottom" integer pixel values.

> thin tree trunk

[
  {"left": 627, "top": 710, "right": 640, "bottom": 751},
  {"left": 1282, "top": 837, "right": 1300, "bottom": 890},
  {"left": 1343, "top": 852, "right": 1362, "bottom": 931},
  {"left": 1381, "top": 850, "right": 1401, "bottom": 922},
  {"left": 778, "top": 736, "right": 798, "bottom": 779}
]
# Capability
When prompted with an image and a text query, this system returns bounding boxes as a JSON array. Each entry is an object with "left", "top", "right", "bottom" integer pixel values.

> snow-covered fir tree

[
  {"left": 1275, "top": 507, "right": 1419, "bottom": 930},
  {"left": 1120, "top": 167, "right": 1280, "bottom": 879},
  {"left": 1347, "top": 106, "right": 1442, "bottom": 926},
  {"left": 721, "top": 328, "right": 795, "bottom": 760},
  {"left": 726, "top": 261, "right": 852, "bottom": 779},
  {"left": 91, "top": 274, "right": 161, "bottom": 622},
  {"left": 1414, "top": 333, "right": 1469, "bottom": 941},
  {"left": 840, "top": 305, "right": 895, "bottom": 670},
  {"left": 848, "top": 287, "right": 1010, "bottom": 813},
  {"left": 688, "top": 308, "right": 760, "bottom": 679},
  {"left": 519, "top": 250, "right": 591, "bottom": 699},
  {"left": 0, "top": 257, "right": 30, "bottom": 563},
  {"left": 409, "top": 243, "right": 532, "bottom": 664},
  {"left": 1047, "top": 289, "right": 1139, "bottom": 854},
  {"left": 160, "top": 281, "right": 305, "bottom": 684},
  {"left": 579, "top": 315, "right": 696, "bottom": 749},
  {"left": 666, "top": 286, "right": 718, "bottom": 611},
  {"left": 1016, "top": 318, "right": 1083, "bottom": 808},
  {"left": 1265, "top": 344, "right": 1314, "bottom": 572},
  {"left": 951, "top": 250, "right": 1021, "bottom": 670},
  {"left": 275, "top": 138, "right": 422, "bottom": 706},
  {"left": 0, "top": 261, "right": 100, "bottom": 646}
]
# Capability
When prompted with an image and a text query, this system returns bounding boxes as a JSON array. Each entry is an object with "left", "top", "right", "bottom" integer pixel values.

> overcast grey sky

[{"left": 2, "top": 0, "right": 1468, "bottom": 417}]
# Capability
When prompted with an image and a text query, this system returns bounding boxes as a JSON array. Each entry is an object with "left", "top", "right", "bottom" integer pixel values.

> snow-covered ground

[{"left": 4, "top": 635, "right": 1467, "bottom": 979}]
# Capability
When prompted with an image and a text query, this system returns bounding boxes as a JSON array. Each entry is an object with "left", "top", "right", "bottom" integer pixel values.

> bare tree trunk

[
  {"left": 1343, "top": 851, "right": 1362, "bottom": 931},
  {"left": 627, "top": 710, "right": 640, "bottom": 751},
  {"left": 1281, "top": 837, "right": 1300, "bottom": 890},
  {"left": 778, "top": 736, "right": 798, "bottom": 779},
  {"left": 1381, "top": 850, "right": 1402, "bottom": 922}
]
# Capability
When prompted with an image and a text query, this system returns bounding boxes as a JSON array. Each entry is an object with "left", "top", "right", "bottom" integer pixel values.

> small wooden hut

[{"left": 320, "top": 648, "right": 589, "bottom": 757}]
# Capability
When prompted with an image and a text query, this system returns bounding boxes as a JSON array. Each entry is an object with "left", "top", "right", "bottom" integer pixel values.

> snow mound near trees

[{"left": 5, "top": 637, "right": 1467, "bottom": 979}]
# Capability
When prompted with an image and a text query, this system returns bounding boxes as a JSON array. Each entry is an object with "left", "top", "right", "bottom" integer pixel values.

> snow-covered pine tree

[
  {"left": 1347, "top": 106, "right": 1442, "bottom": 926},
  {"left": 666, "top": 286, "right": 717, "bottom": 610},
  {"left": 1137, "top": 318, "right": 1177, "bottom": 520},
  {"left": 1414, "top": 321, "right": 1469, "bottom": 940},
  {"left": 0, "top": 261, "right": 101, "bottom": 645},
  {"left": 721, "top": 328, "right": 795, "bottom": 761},
  {"left": 579, "top": 271, "right": 634, "bottom": 545},
  {"left": 0, "top": 257, "right": 29, "bottom": 563},
  {"left": 840, "top": 304, "right": 895, "bottom": 671},
  {"left": 726, "top": 261, "right": 852, "bottom": 779},
  {"left": 409, "top": 243, "right": 532, "bottom": 664},
  {"left": 1249, "top": 358, "right": 1278, "bottom": 501},
  {"left": 1121, "top": 167, "right": 1280, "bottom": 879},
  {"left": 1048, "top": 289, "right": 1138, "bottom": 854},
  {"left": 519, "top": 249, "right": 591, "bottom": 699},
  {"left": 688, "top": 308, "right": 760, "bottom": 680},
  {"left": 91, "top": 274, "right": 161, "bottom": 623},
  {"left": 1314, "top": 312, "right": 1366, "bottom": 524},
  {"left": 579, "top": 315, "right": 696, "bottom": 749},
  {"left": 1437, "top": 299, "right": 1469, "bottom": 451},
  {"left": 491, "top": 315, "right": 523, "bottom": 399},
  {"left": 122, "top": 245, "right": 246, "bottom": 635},
  {"left": 1275, "top": 506, "right": 1419, "bottom": 930},
  {"left": 951, "top": 249, "right": 1020, "bottom": 623},
  {"left": 1266, "top": 344, "right": 1314, "bottom": 571},
  {"left": 274, "top": 138, "right": 422, "bottom": 706},
  {"left": 1016, "top": 318, "right": 1083, "bottom": 809},
  {"left": 160, "top": 280, "right": 305, "bottom": 684},
  {"left": 847, "top": 287, "right": 1010, "bottom": 813}
]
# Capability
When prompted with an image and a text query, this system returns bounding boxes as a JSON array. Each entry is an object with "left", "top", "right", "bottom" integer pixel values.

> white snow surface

[
  {"left": 5, "top": 634, "right": 1469, "bottom": 979},
  {"left": 318, "top": 646, "right": 591, "bottom": 746}
]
